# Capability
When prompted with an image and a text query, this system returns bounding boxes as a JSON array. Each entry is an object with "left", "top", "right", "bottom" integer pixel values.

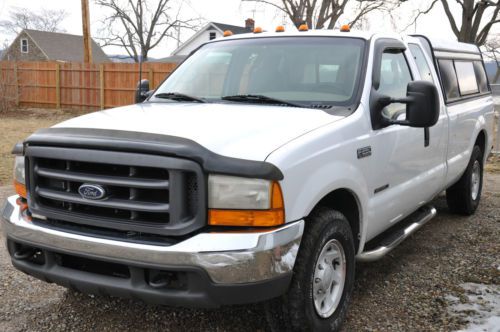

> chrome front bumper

[{"left": 2, "top": 195, "right": 304, "bottom": 284}]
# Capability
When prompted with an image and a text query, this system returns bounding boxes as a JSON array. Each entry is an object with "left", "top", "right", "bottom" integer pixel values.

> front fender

[{"left": 266, "top": 109, "right": 371, "bottom": 254}]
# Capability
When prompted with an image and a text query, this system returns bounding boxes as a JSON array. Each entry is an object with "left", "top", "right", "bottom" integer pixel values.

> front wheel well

[{"left": 312, "top": 189, "right": 361, "bottom": 250}]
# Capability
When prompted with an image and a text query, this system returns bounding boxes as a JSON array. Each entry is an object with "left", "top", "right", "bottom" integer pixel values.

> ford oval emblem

[{"left": 78, "top": 184, "right": 107, "bottom": 200}]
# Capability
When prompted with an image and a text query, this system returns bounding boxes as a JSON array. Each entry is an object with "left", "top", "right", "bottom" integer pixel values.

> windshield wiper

[
  {"left": 154, "top": 92, "right": 207, "bottom": 103},
  {"left": 221, "top": 94, "right": 306, "bottom": 108}
]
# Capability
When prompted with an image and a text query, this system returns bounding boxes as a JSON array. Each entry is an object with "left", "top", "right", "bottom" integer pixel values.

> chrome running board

[{"left": 356, "top": 206, "right": 437, "bottom": 262}]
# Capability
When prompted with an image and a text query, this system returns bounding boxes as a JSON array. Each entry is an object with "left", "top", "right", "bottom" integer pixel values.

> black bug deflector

[{"left": 24, "top": 128, "right": 284, "bottom": 180}]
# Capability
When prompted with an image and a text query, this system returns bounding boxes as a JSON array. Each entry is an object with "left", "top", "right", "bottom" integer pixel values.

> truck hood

[{"left": 54, "top": 102, "right": 343, "bottom": 161}]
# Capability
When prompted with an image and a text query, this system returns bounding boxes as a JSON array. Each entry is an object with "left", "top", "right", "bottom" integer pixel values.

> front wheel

[
  {"left": 446, "top": 145, "right": 484, "bottom": 215},
  {"left": 265, "top": 208, "right": 355, "bottom": 332}
]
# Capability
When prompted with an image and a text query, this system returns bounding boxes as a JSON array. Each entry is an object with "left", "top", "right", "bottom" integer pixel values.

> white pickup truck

[{"left": 3, "top": 28, "right": 495, "bottom": 331}]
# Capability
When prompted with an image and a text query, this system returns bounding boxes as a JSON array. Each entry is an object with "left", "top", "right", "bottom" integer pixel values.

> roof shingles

[{"left": 24, "top": 29, "right": 109, "bottom": 63}]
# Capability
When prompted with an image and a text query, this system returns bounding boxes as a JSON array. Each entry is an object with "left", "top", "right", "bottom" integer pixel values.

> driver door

[{"left": 365, "top": 43, "right": 446, "bottom": 240}]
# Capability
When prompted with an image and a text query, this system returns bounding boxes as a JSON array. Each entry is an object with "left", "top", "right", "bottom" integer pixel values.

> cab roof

[
  {"left": 214, "top": 28, "right": 481, "bottom": 55},
  {"left": 219, "top": 28, "right": 374, "bottom": 41}
]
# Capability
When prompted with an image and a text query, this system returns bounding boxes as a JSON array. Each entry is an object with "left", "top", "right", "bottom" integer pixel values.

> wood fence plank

[
  {"left": 1, "top": 60, "right": 177, "bottom": 110},
  {"left": 55, "top": 63, "right": 60, "bottom": 108},
  {"left": 14, "top": 63, "right": 19, "bottom": 107},
  {"left": 100, "top": 64, "right": 104, "bottom": 110}
]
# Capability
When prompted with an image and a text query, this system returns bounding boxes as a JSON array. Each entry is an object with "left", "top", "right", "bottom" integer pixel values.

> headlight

[
  {"left": 208, "top": 175, "right": 284, "bottom": 227},
  {"left": 14, "top": 156, "right": 26, "bottom": 185},
  {"left": 208, "top": 175, "right": 271, "bottom": 209},
  {"left": 13, "top": 156, "right": 27, "bottom": 198}
]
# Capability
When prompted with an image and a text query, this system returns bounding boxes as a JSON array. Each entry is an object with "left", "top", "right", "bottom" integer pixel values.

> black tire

[
  {"left": 265, "top": 207, "right": 355, "bottom": 332},
  {"left": 446, "top": 145, "right": 484, "bottom": 215}
]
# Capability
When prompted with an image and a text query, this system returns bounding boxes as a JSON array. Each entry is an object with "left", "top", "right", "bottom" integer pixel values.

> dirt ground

[
  {"left": 0, "top": 108, "right": 499, "bottom": 331},
  {"left": 0, "top": 108, "right": 88, "bottom": 186},
  {"left": 486, "top": 154, "right": 500, "bottom": 173}
]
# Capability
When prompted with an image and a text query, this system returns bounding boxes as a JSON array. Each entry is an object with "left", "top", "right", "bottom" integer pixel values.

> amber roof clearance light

[{"left": 340, "top": 24, "right": 350, "bottom": 32}]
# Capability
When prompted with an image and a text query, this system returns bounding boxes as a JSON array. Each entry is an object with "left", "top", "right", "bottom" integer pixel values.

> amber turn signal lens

[
  {"left": 208, "top": 209, "right": 284, "bottom": 227},
  {"left": 223, "top": 30, "right": 233, "bottom": 37},
  {"left": 208, "top": 181, "right": 285, "bottom": 227},
  {"left": 14, "top": 180, "right": 27, "bottom": 198},
  {"left": 298, "top": 24, "right": 308, "bottom": 31},
  {"left": 276, "top": 25, "right": 285, "bottom": 32}
]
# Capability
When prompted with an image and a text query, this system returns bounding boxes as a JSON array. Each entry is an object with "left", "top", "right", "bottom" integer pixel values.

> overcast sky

[{"left": 0, "top": 0, "right": 492, "bottom": 58}]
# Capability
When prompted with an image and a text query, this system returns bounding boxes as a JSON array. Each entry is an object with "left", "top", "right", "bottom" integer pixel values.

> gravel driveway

[{"left": 0, "top": 173, "right": 499, "bottom": 332}]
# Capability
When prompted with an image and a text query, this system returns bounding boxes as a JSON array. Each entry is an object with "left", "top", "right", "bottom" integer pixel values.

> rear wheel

[
  {"left": 446, "top": 145, "right": 483, "bottom": 215},
  {"left": 265, "top": 207, "right": 355, "bottom": 332}
]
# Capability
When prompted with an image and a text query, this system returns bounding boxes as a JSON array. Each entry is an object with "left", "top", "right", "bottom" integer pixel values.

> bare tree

[
  {"left": 0, "top": 7, "right": 68, "bottom": 34},
  {"left": 96, "top": 0, "right": 200, "bottom": 62},
  {"left": 408, "top": 0, "right": 500, "bottom": 46},
  {"left": 242, "top": 0, "right": 392, "bottom": 29},
  {"left": 482, "top": 37, "right": 500, "bottom": 82}
]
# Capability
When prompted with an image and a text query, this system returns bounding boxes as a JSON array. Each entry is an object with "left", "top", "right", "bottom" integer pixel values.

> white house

[{"left": 171, "top": 19, "right": 255, "bottom": 56}]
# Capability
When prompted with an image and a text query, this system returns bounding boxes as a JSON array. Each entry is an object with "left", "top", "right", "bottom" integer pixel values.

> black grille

[{"left": 26, "top": 146, "right": 206, "bottom": 237}]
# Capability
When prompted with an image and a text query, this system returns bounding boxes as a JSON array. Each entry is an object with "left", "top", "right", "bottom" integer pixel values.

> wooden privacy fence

[{"left": 0, "top": 61, "right": 177, "bottom": 110}]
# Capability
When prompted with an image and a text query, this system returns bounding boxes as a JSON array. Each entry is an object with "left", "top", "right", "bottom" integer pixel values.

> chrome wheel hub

[
  {"left": 471, "top": 160, "right": 481, "bottom": 201},
  {"left": 313, "top": 239, "right": 346, "bottom": 318}
]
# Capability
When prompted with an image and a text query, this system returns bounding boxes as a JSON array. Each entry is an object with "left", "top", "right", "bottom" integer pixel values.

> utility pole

[{"left": 81, "top": 0, "right": 92, "bottom": 63}]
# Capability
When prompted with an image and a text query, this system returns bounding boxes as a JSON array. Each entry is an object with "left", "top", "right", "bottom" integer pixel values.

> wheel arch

[
  {"left": 475, "top": 129, "right": 486, "bottom": 157},
  {"left": 311, "top": 188, "right": 362, "bottom": 252}
]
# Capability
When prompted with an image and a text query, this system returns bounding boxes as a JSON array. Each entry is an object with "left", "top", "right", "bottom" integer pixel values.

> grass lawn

[{"left": 0, "top": 108, "right": 89, "bottom": 186}]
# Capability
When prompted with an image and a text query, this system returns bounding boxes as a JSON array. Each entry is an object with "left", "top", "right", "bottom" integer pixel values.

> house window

[
  {"left": 20, "top": 39, "right": 28, "bottom": 53},
  {"left": 209, "top": 32, "right": 216, "bottom": 40}
]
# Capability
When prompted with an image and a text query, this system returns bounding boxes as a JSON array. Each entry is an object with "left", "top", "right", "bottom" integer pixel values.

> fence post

[
  {"left": 100, "top": 64, "right": 104, "bottom": 110},
  {"left": 14, "top": 63, "right": 19, "bottom": 107},
  {"left": 55, "top": 63, "right": 61, "bottom": 109},
  {"left": 148, "top": 68, "right": 153, "bottom": 89}
]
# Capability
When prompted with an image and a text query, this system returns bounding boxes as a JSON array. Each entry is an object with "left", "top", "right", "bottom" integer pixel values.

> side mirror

[
  {"left": 135, "top": 79, "right": 151, "bottom": 103},
  {"left": 401, "top": 80, "right": 440, "bottom": 127},
  {"left": 370, "top": 80, "right": 440, "bottom": 129}
]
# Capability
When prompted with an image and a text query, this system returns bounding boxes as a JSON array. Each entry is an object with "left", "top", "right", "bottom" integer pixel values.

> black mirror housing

[
  {"left": 135, "top": 79, "right": 151, "bottom": 103},
  {"left": 404, "top": 80, "right": 440, "bottom": 128}
]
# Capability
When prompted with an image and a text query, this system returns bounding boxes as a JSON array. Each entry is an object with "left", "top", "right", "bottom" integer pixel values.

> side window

[
  {"left": 408, "top": 44, "right": 434, "bottom": 83},
  {"left": 438, "top": 59, "right": 459, "bottom": 100},
  {"left": 455, "top": 61, "right": 479, "bottom": 96},
  {"left": 378, "top": 51, "right": 412, "bottom": 119},
  {"left": 473, "top": 61, "right": 489, "bottom": 93}
]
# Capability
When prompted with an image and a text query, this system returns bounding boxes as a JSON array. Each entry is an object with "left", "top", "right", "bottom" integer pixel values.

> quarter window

[
  {"left": 409, "top": 44, "right": 434, "bottom": 83},
  {"left": 455, "top": 61, "right": 479, "bottom": 95},
  {"left": 20, "top": 39, "right": 28, "bottom": 53},
  {"left": 438, "top": 59, "right": 459, "bottom": 100}
]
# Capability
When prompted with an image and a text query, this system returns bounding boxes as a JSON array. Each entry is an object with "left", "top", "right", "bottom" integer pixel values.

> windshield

[{"left": 153, "top": 37, "right": 366, "bottom": 108}]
